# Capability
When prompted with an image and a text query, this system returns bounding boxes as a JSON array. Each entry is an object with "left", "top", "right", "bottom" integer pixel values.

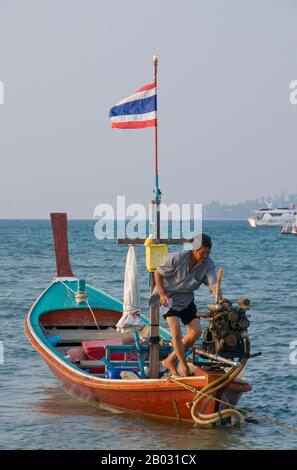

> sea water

[{"left": 0, "top": 220, "right": 297, "bottom": 450}]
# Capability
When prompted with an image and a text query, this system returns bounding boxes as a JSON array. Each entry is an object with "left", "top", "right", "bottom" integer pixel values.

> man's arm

[
  {"left": 203, "top": 260, "right": 223, "bottom": 302},
  {"left": 154, "top": 271, "right": 169, "bottom": 307},
  {"left": 210, "top": 285, "right": 223, "bottom": 302}
]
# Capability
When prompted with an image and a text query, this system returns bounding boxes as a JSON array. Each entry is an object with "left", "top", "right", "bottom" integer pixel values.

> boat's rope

[
  {"left": 56, "top": 279, "right": 101, "bottom": 331},
  {"left": 168, "top": 373, "right": 297, "bottom": 433},
  {"left": 57, "top": 279, "right": 76, "bottom": 294},
  {"left": 86, "top": 299, "right": 101, "bottom": 331}
]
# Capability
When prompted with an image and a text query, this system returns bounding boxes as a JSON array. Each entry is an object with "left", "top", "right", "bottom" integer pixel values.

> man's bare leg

[
  {"left": 162, "top": 317, "right": 189, "bottom": 376},
  {"left": 163, "top": 318, "right": 202, "bottom": 376}
]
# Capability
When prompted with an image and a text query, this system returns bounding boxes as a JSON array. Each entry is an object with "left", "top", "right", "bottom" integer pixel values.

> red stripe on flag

[
  {"left": 135, "top": 82, "right": 156, "bottom": 93},
  {"left": 112, "top": 119, "right": 157, "bottom": 129}
]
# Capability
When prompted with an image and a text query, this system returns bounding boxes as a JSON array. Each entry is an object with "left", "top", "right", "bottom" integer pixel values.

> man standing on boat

[{"left": 150, "top": 233, "right": 222, "bottom": 377}]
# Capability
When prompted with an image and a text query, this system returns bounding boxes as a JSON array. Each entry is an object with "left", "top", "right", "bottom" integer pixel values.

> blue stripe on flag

[{"left": 109, "top": 96, "right": 156, "bottom": 118}]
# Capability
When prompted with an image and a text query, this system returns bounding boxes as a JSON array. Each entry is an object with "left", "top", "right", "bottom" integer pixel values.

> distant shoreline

[{"left": 0, "top": 218, "right": 248, "bottom": 221}]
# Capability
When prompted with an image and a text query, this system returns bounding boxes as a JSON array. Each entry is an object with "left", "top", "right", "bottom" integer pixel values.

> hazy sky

[{"left": 0, "top": 0, "right": 297, "bottom": 218}]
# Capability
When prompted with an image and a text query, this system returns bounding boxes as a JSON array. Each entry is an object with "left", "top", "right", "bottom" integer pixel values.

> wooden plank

[
  {"left": 117, "top": 238, "right": 191, "bottom": 245},
  {"left": 41, "top": 308, "right": 120, "bottom": 327},
  {"left": 47, "top": 328, "right": 135, "bottom": 343},
  {"left": 78, "top": 360, "right": 105, "bottom": 368}
]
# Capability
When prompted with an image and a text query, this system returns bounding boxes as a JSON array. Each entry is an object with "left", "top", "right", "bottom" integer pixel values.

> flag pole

[
  {"left": 149, "top": 54, "right": 160, "bottom": 379},
  {"left": 153, "top": 54, "right": 160, "bottom": 239}
]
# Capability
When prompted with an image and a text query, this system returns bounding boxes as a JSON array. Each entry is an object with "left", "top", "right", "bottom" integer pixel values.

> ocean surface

[{"left": 0, "top": 220, "right": 297, "bottom": 450}]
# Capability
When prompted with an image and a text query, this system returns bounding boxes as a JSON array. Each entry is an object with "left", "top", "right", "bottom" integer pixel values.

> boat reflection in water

[
  {"left": 281, "top": 223, "right": 297, "bottom": 235},
  {"left": 32, "top": 386, "right": 247, "bottom": 451}
]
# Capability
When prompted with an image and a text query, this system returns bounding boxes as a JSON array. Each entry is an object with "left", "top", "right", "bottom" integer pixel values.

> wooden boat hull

[
  {"left": 25, "top": 308, "right": 251, "bottom": 423},
  {"left": 24, "top": 214, "right": 252, "bottom": 423}
]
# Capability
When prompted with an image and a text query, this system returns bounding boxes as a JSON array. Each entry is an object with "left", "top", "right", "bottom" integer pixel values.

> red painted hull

[{"left": 25, "top": 313, "right": 252, "bottom": 423}]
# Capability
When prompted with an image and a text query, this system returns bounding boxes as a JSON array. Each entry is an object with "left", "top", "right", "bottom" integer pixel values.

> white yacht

[{"left": 248, "top": 206, "right": 297, "bottom": 227}]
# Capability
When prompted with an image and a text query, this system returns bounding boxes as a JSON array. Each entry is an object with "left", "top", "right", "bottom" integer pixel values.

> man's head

[{"left": 191, "top": 233, "right": 212, "bottom": 263}]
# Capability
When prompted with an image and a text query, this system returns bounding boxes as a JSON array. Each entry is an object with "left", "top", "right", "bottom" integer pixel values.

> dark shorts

[{"left": 163, "top": 300, "right": 197, "bottom": 325}]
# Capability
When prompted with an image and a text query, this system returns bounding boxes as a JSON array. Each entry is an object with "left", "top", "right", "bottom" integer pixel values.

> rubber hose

[
  {"left": 190, "top": 360, "right": 247, "bottom": 426},
  {"left": 190, "top": 361, "right": 246, "bottom": 425}
]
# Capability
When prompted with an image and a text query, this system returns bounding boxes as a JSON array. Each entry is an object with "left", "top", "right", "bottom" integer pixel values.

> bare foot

[
  {"left": 162, "top": 358, "right": 178, "bottom": 376},
  {"left": 177, "top": 364, "right": 191, "bottom": 377}
]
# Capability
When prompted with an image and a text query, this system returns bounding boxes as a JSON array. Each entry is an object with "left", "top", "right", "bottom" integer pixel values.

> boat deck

[{"left": 46, "top": 327, "right": 135, "bottom": 344}]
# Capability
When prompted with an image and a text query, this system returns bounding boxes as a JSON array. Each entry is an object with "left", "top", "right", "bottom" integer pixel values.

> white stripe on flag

[
  {"left": 110, "top": 111, "right": 157, "bottom": 123},
  {"left": 116, "top": 88, "right": 156, "bottom": 106}
]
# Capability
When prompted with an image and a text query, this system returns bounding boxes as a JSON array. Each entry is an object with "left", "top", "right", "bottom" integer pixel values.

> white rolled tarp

[{"left": 116, "top": 245, "right": 144, "bottom": 332}]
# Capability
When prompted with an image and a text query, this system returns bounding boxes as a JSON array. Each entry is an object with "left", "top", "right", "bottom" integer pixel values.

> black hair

[
  {"left": 201, "top": 233, "right": 212, "bottom": 249},
  {"left": 190, "top": 233, "right": 212, "bottom": 249}
]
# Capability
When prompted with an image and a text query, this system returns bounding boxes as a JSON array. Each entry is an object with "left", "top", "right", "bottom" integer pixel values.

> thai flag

[{"left": 109, "top": 82, "right": 157, "bottom": 129}]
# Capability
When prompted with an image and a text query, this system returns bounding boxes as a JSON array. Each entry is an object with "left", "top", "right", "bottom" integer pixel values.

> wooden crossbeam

[{"left": 117, "top": 238, "right": 191, "bottom": 245}]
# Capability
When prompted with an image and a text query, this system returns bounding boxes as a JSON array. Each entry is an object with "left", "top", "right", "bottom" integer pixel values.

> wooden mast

[
  {"left": 116, "top": 56, "right": 190, "bottom": 377},
  {"left": 153, "top": 54, "right": 160, "bottom": 239},
  {"left": 50, "top": 213, "right": 74, "bottom": 277},
  {"left": 148, "top": 55, "right": 160, "bottom": 379}
]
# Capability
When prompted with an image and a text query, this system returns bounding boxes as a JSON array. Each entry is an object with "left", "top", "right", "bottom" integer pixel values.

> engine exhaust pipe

[{"left": 195, "top": 348, "right": 241, "bottom": 368}]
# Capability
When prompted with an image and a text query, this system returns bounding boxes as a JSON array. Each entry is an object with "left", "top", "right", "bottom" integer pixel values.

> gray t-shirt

[{"left": 149, "top": 250, "right": 217, "bottom": 311}]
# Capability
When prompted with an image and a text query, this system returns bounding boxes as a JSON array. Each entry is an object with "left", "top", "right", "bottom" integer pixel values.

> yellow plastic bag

[{"left": 144, "top": 236, "right": 168, "bottom": 272}]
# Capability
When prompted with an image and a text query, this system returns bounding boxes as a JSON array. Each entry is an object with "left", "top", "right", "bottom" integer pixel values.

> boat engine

[{"left": 202, "top": 298, "right": 251, "bottom": 359}]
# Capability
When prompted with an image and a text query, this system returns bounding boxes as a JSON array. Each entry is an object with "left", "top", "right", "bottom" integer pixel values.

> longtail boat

[
  {"left": 25, "top": 213, "right": 253, "bottom": 425},
  {"left": 25, "top": 56, "right": 257, "bottom": 425}
]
